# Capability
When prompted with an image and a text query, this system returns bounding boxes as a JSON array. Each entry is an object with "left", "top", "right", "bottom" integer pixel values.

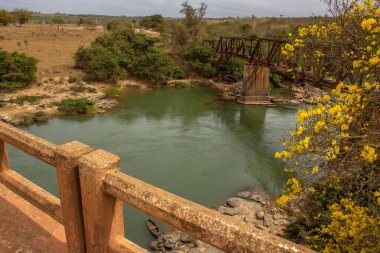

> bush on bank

[
  {"left": 0, "top": 49, "right": 38, "bottom": 89},
  {"left": 74, "top": 28, "right": 184, "bottom": 84},
  {"left": 105, "top": 85, "right": 122, "bottom": 98},
  {"left": 57, "top": 98, "right": 94, "bottom": 114},
  {"left": 184, "top": 43, "right": 246, "bottom": 80}
]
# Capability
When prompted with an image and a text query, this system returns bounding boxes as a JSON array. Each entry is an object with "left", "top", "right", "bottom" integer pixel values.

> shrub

[
  {"left": 0, "top": 9, "right": 13, "bottom": 25},
  {"left": 12, "top": 95, "right": 39, "bottom": 105},
  {"left": 139, "top": 14, "right": 164, "bottom": 29},
  {"left": 16, "top": 111, "right": 47, "bottom": 125},
  {"left": 190, "top": 61, "right": 216, "bottom": 78},
  {"left": 184, "top": 44, "right": 215, "bottom": 64},
  {"left": 70, "top": 83, "right": 86, "bottom": 93},
  {"left": 105, "top": 85, "right": 122, "bottom": 98},
  {"left": 0, "top": 49, "right": 38, "bottom": 89},
  {"left": 164, "top": 21, "right": 192, "bottom": 49},
  {"left": 68, "top": 76, "right": 78, "bottom": 83},
  {"left": 220, "top": 57, "right": 245, "bottom": 79},
  {"left": 12, "top": 8, "right": 31, "bottom": 25},
  {"left": 51, "top": 17, "right": 64, "bottom": 24},
  {"left": 184, "top": 44, "right": 217, "bottom": 78},
  {"left": 0, "top": 81, "right": 26, "bottom": 89},
  {"left": 269, "top": 73, "right": 283, "bottom": 87},
  {"left": 133, "top": 52, "right": 185, "bottom": 84},
  {"left": 75, "top": 28, "right": 184, "bottom": 84},
  {"left": 75, "top": 46, "right": 125, "bottom": 82},
  {"left": 58, "top": 98, "right": 94, "bottom": 114},
  {"left": 106, "top": 19, "right": 132, "bottom": 31}
]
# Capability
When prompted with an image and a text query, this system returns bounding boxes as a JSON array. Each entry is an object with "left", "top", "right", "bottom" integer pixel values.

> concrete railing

[{"left": 0, "top": 121, "right": 315, "bottom": 253}]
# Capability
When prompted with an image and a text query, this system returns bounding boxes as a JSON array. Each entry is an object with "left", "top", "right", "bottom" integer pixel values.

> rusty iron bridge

[{"left": 204, "top": 37, "right": 358, "bottom": 91}]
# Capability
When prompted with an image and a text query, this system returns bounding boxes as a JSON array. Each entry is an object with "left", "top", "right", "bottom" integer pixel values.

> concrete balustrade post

[
  {"left": 0, "top": 141, "right": 10, "bottom": 172},
  {"left": 56, "top": 141, "right": 93, "bottom": 253},
  {"left": 78, "top": 149, "right": 124, "bottom": 253}
]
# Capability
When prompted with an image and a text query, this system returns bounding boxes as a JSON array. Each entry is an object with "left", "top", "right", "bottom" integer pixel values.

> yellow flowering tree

[
  {"left": 283, "top": 0, "right": 379, "bottom": 85},
  {"left": 276, "top": 0, "right": 380, "bottom": 252}
]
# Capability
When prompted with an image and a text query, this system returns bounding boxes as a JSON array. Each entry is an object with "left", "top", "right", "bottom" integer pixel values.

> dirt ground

[{"left": 0, "top": 24, "right": 105, "bottom": 77}]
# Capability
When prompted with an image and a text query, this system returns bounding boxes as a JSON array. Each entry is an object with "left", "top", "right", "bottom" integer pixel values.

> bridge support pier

[{"left": 238, "top": 64, "right": 271, "bottom": 105}]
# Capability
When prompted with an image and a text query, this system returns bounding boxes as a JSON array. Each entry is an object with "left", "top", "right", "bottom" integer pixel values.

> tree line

[{"left": 0, "top": 8, "right": 32, "bottom": 25}]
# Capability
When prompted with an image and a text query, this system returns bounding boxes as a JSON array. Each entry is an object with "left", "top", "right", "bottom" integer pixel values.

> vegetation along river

[{"left": 8, "top": 87, "right": 297, "bottom": 247}]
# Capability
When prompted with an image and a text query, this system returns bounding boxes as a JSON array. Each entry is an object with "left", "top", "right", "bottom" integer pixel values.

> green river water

[{"left": 8, "top": 87, "right": 297, "bottom": 247}]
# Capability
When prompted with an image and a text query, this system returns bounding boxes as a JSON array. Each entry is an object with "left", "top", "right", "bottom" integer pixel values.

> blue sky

[{"left": 0, "top": 0, "right": 327, "bottom": 18}]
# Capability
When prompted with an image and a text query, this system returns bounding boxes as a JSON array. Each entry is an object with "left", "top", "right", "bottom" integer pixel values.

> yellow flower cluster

[
  {"left": 375, "top": 190, "right": 380, "bottom": 205},
  {"left": 275, "top": 178, "right": 304, "bottom": 206},
  {"left": 276, "top": 195, "right": 290, "bottom": 206},
  {"left": 361, "top": 18, "right": 377, "bottom": 30},
  {"left": 313, "top": 198, "right": 380, "bottom": 253},
  {"left": 313, "top": 120, "right": 327, "bottom": 133},
  {"left": 361, "top": 145, "right": 378, "bottom": 163}
]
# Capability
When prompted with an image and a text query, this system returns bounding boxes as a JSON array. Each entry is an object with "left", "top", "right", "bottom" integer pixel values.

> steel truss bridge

[{"left": 204, "top": 37, "right": 359, "bottom": 88}]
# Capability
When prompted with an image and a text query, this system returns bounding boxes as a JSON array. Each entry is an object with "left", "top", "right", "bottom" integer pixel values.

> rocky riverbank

[
  {"left": 0, "top": 76, "right": 326, "bottom": 126},
  {"left": 221, "top": 81, "right": 327, "bottom": 106},
  {"left": 148, "top": 189, "right": 289, "bottom": 253},
  {"left": 0, "top": 76, "right": 151, "bottom": 126}
]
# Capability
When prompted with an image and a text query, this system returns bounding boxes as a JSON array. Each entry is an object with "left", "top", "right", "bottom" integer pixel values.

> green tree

[
  {"left": 184, "top": 44, "right": 217, "bottom": 77},
  {"left": 12, "top": 8, "right": 32, "bottom": 24},
  {"left": 0, "top": 9, "right": 13, "bottom": 26},
  {"left": 51, "top": 16, "right": 64, "bottom": 24},
  {"left": 0, "top": 49, "right": 38, "bottom": 88},
  {"left": 106, "top": 19, "right": 132, "bottom": 31},
  {"left": 133, "top": 52, "right": 185, "bottom": 83},
  {"left": 139, "top": 14, "right": 164, "bottom": 29},
  {"left": 74, "top": 28, "right": 184, "bottom": 84},
  {"left": 220, "top": 57, "right": 245, "bottom": 79},
  {"left": 239, "top": 23, "right": 252, "bottom": 37}
]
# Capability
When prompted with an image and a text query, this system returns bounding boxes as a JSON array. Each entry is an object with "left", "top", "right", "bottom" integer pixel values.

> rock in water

[
  {"left": 251, "top": 194, "right": 266, "bottom": 205},
  {"left": 236, "top": 191, "right": 251, "bottom": 199},
  {"left": 226, "top": 197, "right": 246, "bottom": 208},
  {"left": 149, "top": 241, "right": 159, "bottom": 250},
  {"left": 180, "top": 234, "right": 193, "bottom": 243}
]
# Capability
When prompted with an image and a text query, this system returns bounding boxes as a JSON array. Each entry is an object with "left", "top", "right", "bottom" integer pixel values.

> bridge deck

[{"left": 0, "top": 183, "right": 67, "bottom": 253}]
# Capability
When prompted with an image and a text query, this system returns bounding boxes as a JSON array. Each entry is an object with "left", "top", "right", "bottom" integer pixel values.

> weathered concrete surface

[
  {"left": 104, "top": 171, "right": 315, "bottom": 253},
  {"left": 56, "top": 141, "right": 93, "bottom": 253},
  {"left": 0, "top": 169, "right": 63, "bottom": 223},
  {"left": 109, "top": 236, "right": 148, "bottom": 253},
  {"left": 0, "top": 183, "right": 67, "bottom": 253},
  {"left": 238, "top": 64, "right": 271, "bottom": 105},
  {"left": 78, "top": 149, "right": 125, "bottom": 252},
  {"left": 0, "top": 121, "right": 58, "bottom": 166}
]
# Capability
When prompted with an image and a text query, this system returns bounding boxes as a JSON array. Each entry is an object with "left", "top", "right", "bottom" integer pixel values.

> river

[{"left": 8, "top": 87, "right": 297, "bottom": 247}]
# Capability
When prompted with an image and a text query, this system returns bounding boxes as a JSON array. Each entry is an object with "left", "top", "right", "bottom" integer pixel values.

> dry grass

[{"left": 0, "top": 24, "right": 105, "bottom": 77}]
